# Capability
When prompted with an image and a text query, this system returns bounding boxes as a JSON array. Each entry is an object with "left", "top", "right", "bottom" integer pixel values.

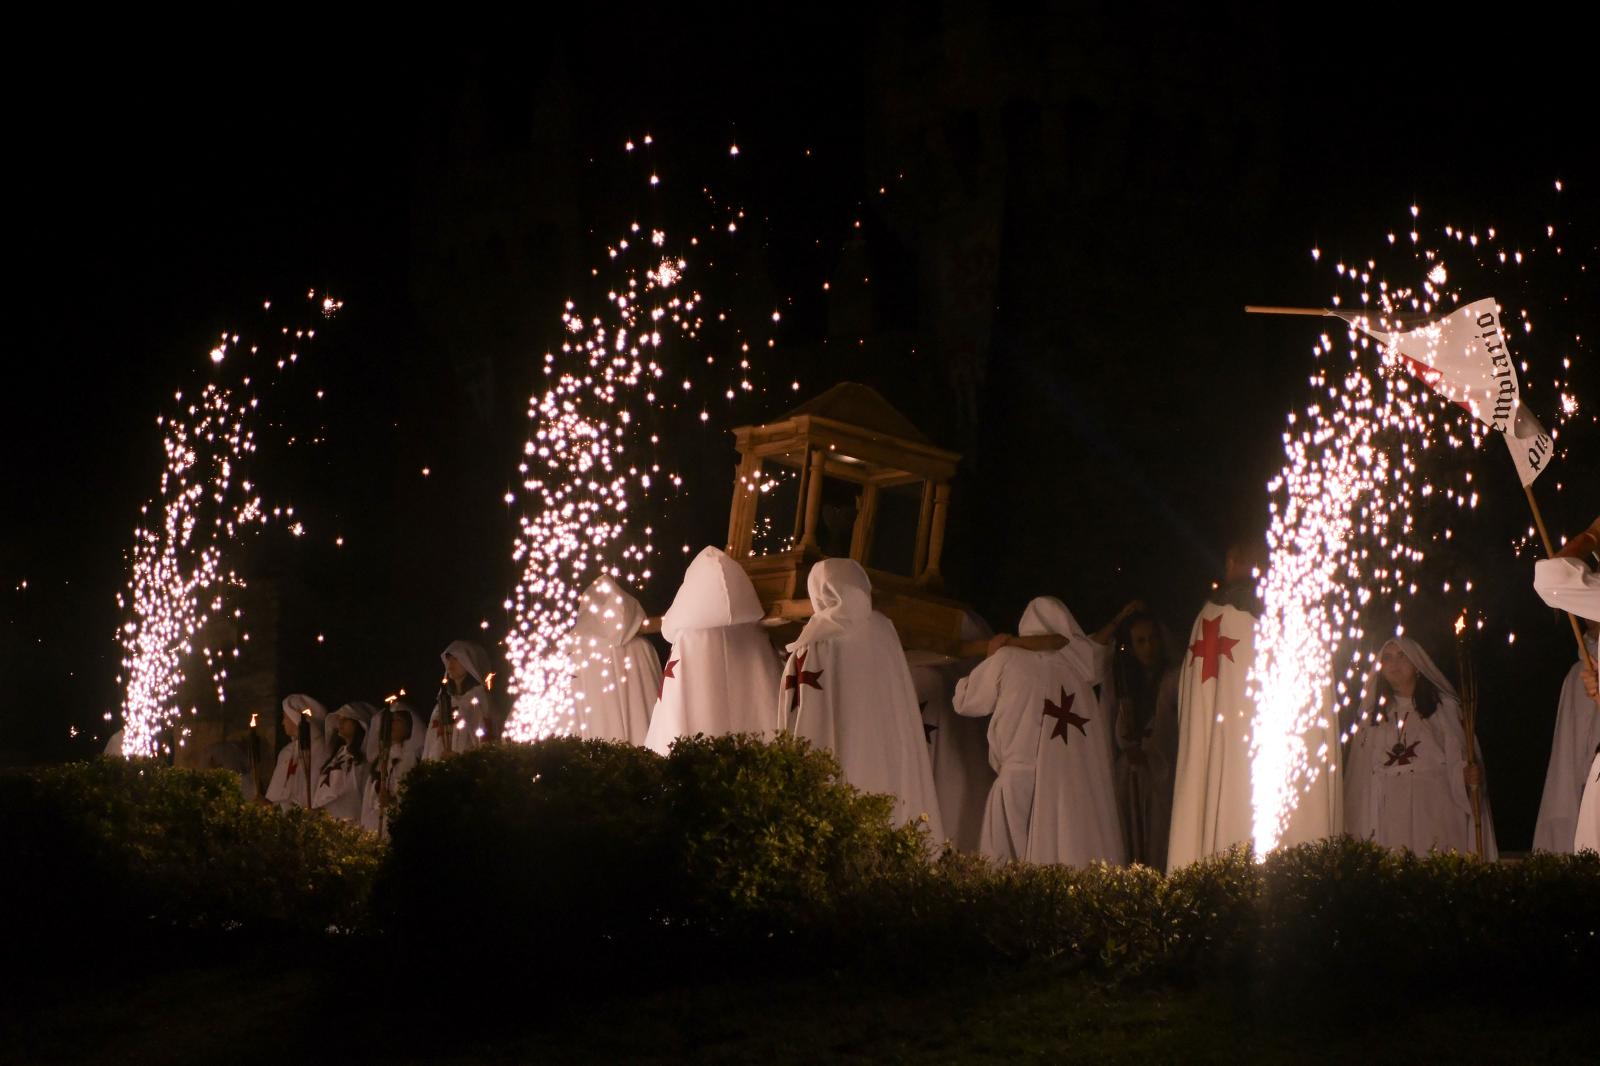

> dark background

[{"left": 5, "top": 6, "right": 1596, "bottom": 847}]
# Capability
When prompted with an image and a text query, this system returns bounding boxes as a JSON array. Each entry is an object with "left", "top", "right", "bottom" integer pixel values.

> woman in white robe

[
  {"left": 781, "top": 558, "right": 944, "bottom": 840},
  {"left": 1533, "top": 625, "right": 1600, "bottom": 852},
  {"left": 955, "top": 597, "right": 1129, "bottom": 866},
  {"left": 644, "top": 546, "right": 782, "bottom": 754},
  {"left": 1344, "top": 638, "right": 1498, "bottom": 858},
  {"left": 264, "top": 694, "right": 328, "bottom": 810},
  {"left": 362, "top": 701, "right": 424, "bottom": 836},
  {"left": 423, "top": 640, "right": 495, "bottom": 760},
  {"left": 567, "top": 576, "right": 662, "bottom": 743},
  {"left": 313, "top": 703, "right": 373, "bottom": 823}
]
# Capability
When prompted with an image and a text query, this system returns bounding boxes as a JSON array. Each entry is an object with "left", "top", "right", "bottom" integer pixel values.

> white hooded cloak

[
  {"left": 643, "top": 546, "right": 782, "bottom": 754},
  {"left": 424, "top": 640, "right": 494, "bottom": 760},
  {"left": 313, "top": 702, "right": 373, "bottom": 823},
  {"left": 1576, "top": 752, "right": 1600, "bottom": 853},
  {"left": 362, "top": 701, "right": 426, "bottom": 837},
  {"left": 265, "top": 694, "right": 328, "bottom": 810},
  {"left": 954, "top": 597, "right": 1124, "bottom": 866},
  {"left": 1345, "top": 638, "right": 1498, "bottom": 859},
  {"left": 910, "top": 640, "right": 996, "bottom": 854},
  {"left": 1534, "top": 633, "right": 1600, "bottom": 852},
  {"left": 1167, "top": 601, "right": 1257, "bottom": 871},
  {"left": 566, "top": 577, "right": 662, "bottom": 743},
  {"left": 782, "top": 559, "right": 945, "bottom": 840}
]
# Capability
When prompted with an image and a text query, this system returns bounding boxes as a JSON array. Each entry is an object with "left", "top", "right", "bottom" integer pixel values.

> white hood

[
  {"left": 660, "top": 546, "right": 765, "bottom": 643},
  {"left": 790, "top": 558, "right": 874, "bottom": 650},
  {"left": 573, "top": 576, "right": 647, "bottom": 645},
  {"left": 441, "top": 640, "right": 492, "bottom": 685},
  {"left": 1018, "top": 597, "right": 1089, "bottom": 642},
  {"left": 1359, "top": 636, "right": 1458, "bottom": 721}
]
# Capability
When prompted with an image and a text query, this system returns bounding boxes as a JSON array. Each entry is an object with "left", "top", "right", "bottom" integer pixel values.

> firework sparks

[
  {"left": 502, "top": 145, "right": 787, "bottom": 739},
  {"left": 116, "top": 293, "right": 334, "bottom": 758},
  {"left": 1247, "top": 194, "right": 1588, "bottom": 854}
]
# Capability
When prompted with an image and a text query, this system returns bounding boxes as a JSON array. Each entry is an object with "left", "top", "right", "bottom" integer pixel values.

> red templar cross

[
  {"left": 1188, "top": 614, "right": 1240, "bottom": 684},
  {"left": 1043, "top": 687, "right": 1090, "bottom": 746},
  {"left": 658, "top": 659, "right": 678, "bottom": 701},
  {"left": 785, "top": 651, "right": 824, "bottom": 714},
  {"left": 1384, "top": 740, "right": 1422, "bottom": 767}
]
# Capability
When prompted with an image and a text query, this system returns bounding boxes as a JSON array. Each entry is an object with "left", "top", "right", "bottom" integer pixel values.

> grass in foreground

[{"left": 2, "top": 936, "right": 1590, "bottom": 1065}]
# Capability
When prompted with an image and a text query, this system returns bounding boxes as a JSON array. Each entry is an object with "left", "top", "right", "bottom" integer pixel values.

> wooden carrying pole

[{"left": 1523, "top": 486, "right": 1596, "bottom": 673}]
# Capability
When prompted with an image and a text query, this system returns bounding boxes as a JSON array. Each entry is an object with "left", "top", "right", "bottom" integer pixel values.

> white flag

[{"left": 1339, "top": 298, "right": 1554, "bottom": 486}]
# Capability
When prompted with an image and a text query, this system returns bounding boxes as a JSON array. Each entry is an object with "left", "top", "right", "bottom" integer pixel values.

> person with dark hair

[
  {"left": 313, "top": 703, "right": 373, "bottom": 823},
  {"left": 1108, "top": 610, "right": 1179, "bottom": 868},
  {"left": 424, "top": 641, "right": 495, "bottom": 760},
  {"left": 362, "top": 702, "right": 424, "bottom": 837},
  {"left": 265, "top": 694, "right": 328, "bottom": 810},
  {"left": 1344, "top": 638, "right": 1496, "bottom": 858}
]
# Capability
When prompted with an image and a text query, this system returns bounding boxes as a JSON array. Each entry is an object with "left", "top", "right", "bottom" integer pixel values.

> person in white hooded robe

[
  {"left": 1167, "top": 541, "right": 1341, "bottom": 871},
  {"left": 908, "top": 613, "right": 996, "bottom": 853},
  {"left": 1344, "top": 637, "right": 1497, "bottom": 858},
  {"left": 954, "top": 597, "right": 1135, "bottom": 865},
  {"left": 313, "top": 702, "right": 373, "bottom": 823},
  {"left": 264, "top": 694, "right": 328, "bottom": 810},
  {"left": 644, "top": 546, "right": 782, "bottom": 754},
  {"left": 782, "top": 558, "right": 944, "bottom": 840},
  {"left": 1531, "top": 517, "right": 1600, "bottom": 852},
  {"left": 1533, "top": 620, "right": 1600, "bottom": 853},
  {"left": 362, "top": 701, "right": 425, "bottom": 837},
  {"left": 567, "top": 576, "right": 662, "bottom": 743},
  {"left": 423, "top": 640, "right": 494, "bottom": 761}
]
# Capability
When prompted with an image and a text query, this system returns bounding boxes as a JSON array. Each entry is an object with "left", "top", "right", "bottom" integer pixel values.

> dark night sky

[{"left": 5, "top": 8, "right": 1597, "bottom": 846}]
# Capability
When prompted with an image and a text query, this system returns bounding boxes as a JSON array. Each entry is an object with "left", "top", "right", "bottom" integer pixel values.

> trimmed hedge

[
  {"left": 2, "top": 758, "right": 382, "bottom": 942},
  {"left": 376, "top": 733, "right": 927, "bottom": 960},
  {"left": 8, "top": 742, "right": 1598, "bottom": 996}
]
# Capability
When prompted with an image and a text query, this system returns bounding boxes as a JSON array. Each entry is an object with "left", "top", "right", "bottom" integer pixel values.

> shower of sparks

[
  {"left": 503, "top": 144, "right": 783, "bottom": 739},
  {"left": 116, "top": 293, "right": 335, "bottom": 758},
  {"left": 1250, "top": 195, "right": 1590, "bottom": 854}
]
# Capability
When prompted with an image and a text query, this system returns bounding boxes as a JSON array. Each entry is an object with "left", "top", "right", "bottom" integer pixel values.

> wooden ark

[{"left": 725, "top": 382, "right": 974, "bottom": 655}]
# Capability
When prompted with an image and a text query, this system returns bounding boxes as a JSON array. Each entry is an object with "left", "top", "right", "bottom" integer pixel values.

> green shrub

[
  {"left": 377, "top": 733, "right": 931, "bottom": 963},
  {"left": 2, "top": 758, "right": 382, "bottom": 942},
  {"left": 377, "top": 738, "right": 674, "bottom": 959},
  {"left": 1254, "top": 837, "right": 1600, "bottom": 992},
  {"left": 662, "top": 732, "right": 929, "bottom": 937}
]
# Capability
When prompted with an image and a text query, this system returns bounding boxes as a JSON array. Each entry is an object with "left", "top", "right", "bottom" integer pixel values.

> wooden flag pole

[
  {"left": 1523, "top": 485, "right": 1596, "bottom": 672},
  {"left": 1244, "top": 305, "right": 1334, "bottom": 317}
]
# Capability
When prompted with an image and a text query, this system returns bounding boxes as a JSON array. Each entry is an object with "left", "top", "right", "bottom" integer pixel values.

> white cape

[
  {"left": 1576, "top": 753, "right": 1600, "bottom": 853},
  {"left": 264, "top": 694, "right": 328, "bottom": 811},
  {"left": 566, "top": 577, "right": 662, "bottom": 743},
  {"left": 1534, "top": 637, "right": 1600, "bottom": 852},
  {"left": 362, "top": 702, "right": 426, "bottom": 837},
  {"left": 1167, "top": 604, "right": 1256, "bottom": 871},
  {"left": 312, "top": 743, "right": 369, "bottom": 823},
  {"left": 954, "top": 597, "right": 1124, "bottom": 866},
  {"left": 424, "top": 642, "right": 494, "bottom": 761},
  {"left": 910, "top": 655, "right": 995, "bottom": 853},
  {"left": 1345, "top": 638, "right": 1496, "bottom": 859},
  {"left": 644, "top": 546, "right": 782, "bottom": 754},
  {"left": 783, "top": 559, "right": 945, "bottom": 840}
]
